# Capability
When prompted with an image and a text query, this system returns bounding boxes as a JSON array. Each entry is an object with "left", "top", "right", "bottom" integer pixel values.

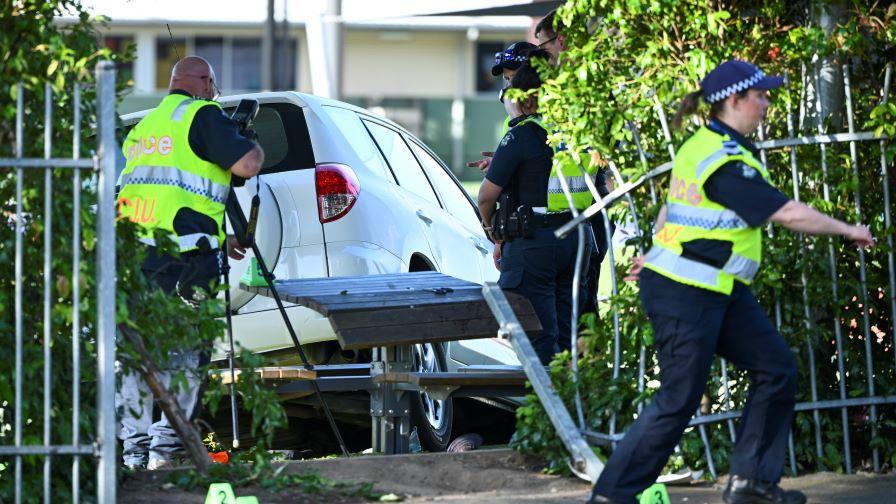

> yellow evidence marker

[
  {"left": 205, "top": 482, "right": 259, "bottom": 504},
  {"left": 637, "top": 483, "right": 671, "bottom": 504}
]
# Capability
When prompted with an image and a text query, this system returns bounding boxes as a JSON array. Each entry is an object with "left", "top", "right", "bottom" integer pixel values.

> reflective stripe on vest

[
  {"left": 119, "top": 165, "right": 230, "bottom": 204},
  {"left": 171, "top": 98, "right": 198, "bottom": 121},
  {"left": 646, "top": 246, "right": 761, "bottom": 288},
  {"left": 547, "top": 174, "right": 590, "bottom": 195},
  {"left": 664, "top": 202, "right": 748, "bottom": 230},
  {"left": 695, "top": 140, "right": 742, "bottom": 179},
  {"left": 138, "top": 233, "right": 220, "bottom": 250}
]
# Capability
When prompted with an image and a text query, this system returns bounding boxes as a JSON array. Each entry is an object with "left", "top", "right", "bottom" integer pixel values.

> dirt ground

[{"left": 120, "top": 448, "right": 896, "bottom": 503}]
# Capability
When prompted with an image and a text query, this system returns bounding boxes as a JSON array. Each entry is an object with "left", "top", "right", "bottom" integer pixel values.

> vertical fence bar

[
  {"left": 43, "top": 81, "right": 54, "bottom": 504},
  {"left": 71, "top": 83, "right": 82, "bottom": 503},
  {"left": 14, "top": 81, "right": 24, "bottom": 504},
  {"left": 553, "top": 160, "right": 588, "bottom": 428},
  {"left": 843, "top": 64, "right": 880, "bottom": 472},
  {"left": 757, "top": 123, "right": 798, "bottom": 475},
  {"left": 785, "top": 72, "right": 825, "bottom": 463},
  {"left": 604, "top": 209, "right": 621, "bottom": 446},
  {"left": 95, "top": 60, "right": 118, "bottom": 503},
  {"left": 813, "top": 67, "right": 853, "bottom": 474},
  {"left": 876, "top": 64, "right": 895, "bottom": 378}
]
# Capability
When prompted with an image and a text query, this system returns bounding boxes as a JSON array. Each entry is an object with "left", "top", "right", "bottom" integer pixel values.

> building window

[
  {"left": 475, "top": 41, "right": 505, "bottom": 93},
  {"left": 195, "top": 37, "right": 224, "bottom": 85},
  {"left": 102, "top": 36, "right": 135, "bottom": 87},
  {"left": 273, "top": 38, "right": 297, "bottom": 90},
  {"left": 231, "top": 38, "right": 262, "bottom": 91},
  {"left": 156, "top": 38, "right": 186, "bottom": 89}
]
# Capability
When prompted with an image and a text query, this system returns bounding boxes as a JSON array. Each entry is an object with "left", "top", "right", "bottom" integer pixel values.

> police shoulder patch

[
  {"left": 740, "top": 162, "right": 757, "bottom": 179},
  {"left": 500, "top": 131, "right": 514, "bottom": 147}
]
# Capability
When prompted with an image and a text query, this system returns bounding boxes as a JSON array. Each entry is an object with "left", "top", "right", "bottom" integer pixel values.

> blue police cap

[
  {"left": 701, "top": 60, "right": 784, "bottom": 104},
  {"left": 491, "top": 42, "right": 537, "bottom": 76}
]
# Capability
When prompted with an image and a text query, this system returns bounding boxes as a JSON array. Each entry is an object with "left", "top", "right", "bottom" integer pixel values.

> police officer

[
  {"left": 115, "top": 56, "right": 263, "bottom": 470},
  {"left": 535, "top": 8, "right": 614, "bottom": 323},
  {"left": 467, "top": 41, "right": 538, "bottom": 173},
  {"left": 589, "top": 60, "right": 874, "bottom": 504},
  {"left": 477, "top": 59, "right": 594, "bottom": 365}
]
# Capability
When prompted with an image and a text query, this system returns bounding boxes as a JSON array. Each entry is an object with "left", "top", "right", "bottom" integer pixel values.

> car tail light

[{"left": 315, "top": 163, "right": 360, "bottom": 223}]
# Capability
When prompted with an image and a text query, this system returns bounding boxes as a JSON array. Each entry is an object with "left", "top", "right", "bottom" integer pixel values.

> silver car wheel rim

[{"left": 413, "top": 343, "right": 446, "bottom": 431}]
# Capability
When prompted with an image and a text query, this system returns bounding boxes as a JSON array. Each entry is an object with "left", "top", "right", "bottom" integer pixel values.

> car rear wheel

[{"left": 409, "top": 342, "right": 452, "bottom": 451}]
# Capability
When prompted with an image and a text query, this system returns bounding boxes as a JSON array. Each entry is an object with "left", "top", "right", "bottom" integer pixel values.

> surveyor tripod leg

[
  {"left": 249, "top": 241, "right": 351, "bottom": 457},
  {"left": 221, "top": 219, "right": 240, "bottom": 449}
]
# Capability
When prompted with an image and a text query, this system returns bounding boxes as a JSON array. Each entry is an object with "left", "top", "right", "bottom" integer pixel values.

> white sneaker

[
  {"left": 123, "top": 460, "right": 146, "bottom": 471},
  {"left": 146, "top": 458, "right": 175, "bottom": 471}
]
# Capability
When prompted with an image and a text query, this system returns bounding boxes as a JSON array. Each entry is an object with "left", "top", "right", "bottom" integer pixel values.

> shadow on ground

[{"left": 120, "top": 448, "right": 896, "bottom": 503}]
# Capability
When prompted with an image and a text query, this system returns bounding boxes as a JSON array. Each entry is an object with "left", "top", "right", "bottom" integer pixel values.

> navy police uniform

[
  {"left": 592, "top": 60, "right": 803, "bottom": 504},
  {"left": 487, "top": 114, "right": 592, "bottom": 364}
]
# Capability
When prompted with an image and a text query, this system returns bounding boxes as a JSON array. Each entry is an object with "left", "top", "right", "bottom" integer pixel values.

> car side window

[
  {"left": 364, "top": 121, "right": 441, "bottom": 207},
  {"left": 322, "top": 106, "right": 395, "bottom": 182},
  {"left": 408, "top": 141, "right": 482, "bottom": 232}
]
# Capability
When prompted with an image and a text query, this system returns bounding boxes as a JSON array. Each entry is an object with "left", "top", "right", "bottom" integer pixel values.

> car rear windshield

[{"left": 223, "top": 101, "right": 315, "bottom": 174}]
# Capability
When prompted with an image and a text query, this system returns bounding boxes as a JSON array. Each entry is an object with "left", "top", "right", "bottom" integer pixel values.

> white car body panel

[{"left": 124, "top": 91, "right": 517, "bottom": 370}]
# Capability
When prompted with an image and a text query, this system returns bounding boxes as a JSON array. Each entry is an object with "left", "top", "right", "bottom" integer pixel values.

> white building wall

[{"left": 342, "top": 30, "right": 461, "bottom": 99}]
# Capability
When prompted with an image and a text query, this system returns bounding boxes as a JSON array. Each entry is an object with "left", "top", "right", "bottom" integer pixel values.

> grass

[{"left": 461, "top": 179, "right": 481, "bottom": 199}]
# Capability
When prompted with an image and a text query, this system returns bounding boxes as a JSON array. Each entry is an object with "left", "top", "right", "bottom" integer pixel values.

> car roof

[{"left": 120, "top": 91, "right": 408, "bottom": 133}]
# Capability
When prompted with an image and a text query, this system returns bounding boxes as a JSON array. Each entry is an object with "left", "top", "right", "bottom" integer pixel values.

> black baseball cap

[
  {"left": 701, "top": 60, "right": 784, "bottom": 103},
  {"left": 491, "top": 41, "right": 537, "bottom": 76}
]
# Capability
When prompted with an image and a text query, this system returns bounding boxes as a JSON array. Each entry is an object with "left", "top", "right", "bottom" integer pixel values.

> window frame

[{"left": 360, "top": 118, "right": 443, "bottom": 209}]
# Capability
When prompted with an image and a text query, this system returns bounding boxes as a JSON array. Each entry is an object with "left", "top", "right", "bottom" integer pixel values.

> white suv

[{"left": 122, "top": 92, "right": 518, "bottom": 450}]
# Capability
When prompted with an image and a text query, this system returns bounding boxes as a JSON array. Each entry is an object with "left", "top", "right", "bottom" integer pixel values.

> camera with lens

[{"left": 229, "top": 98, "right": 260, "bottom": 188}]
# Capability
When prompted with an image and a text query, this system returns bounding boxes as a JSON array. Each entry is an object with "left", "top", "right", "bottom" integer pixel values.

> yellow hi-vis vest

[
  {"left": 512, "top": 115, "right": 596, "bottom": 212},
  {"left": 643, "top": 126, "right": 771, "bottom": 295},
  {"left": 117, "top": 94, "right": 231, "bottom": 251}
]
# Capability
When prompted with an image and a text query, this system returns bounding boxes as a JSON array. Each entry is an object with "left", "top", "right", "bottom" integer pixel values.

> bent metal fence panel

[
  {"left": 493, "top": 62, "right": 895, "bottom": 482},
  {"left": 0, "top": 62, "right": 117, "bottom": 502}
]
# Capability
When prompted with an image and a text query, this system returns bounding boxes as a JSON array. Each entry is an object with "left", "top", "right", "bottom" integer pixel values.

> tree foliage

[
  {"left": 512, "top": 0, "right": 896, "bottom": 477},
  {"left": 1, "top": 2, "right": 289, "bottom": 500}
]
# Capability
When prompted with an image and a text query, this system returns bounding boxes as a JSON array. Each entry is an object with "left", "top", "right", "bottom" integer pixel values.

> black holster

[
  {"left": 491, "top": 191, "right": 534, "bottom": 242},
  {"left": 175, "top": 239, "right": 221, "bottom": 307}
]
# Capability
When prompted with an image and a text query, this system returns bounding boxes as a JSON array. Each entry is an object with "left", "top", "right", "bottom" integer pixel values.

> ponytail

[{"left": 672, "top": 90, "right": 702, "bottom": 130}]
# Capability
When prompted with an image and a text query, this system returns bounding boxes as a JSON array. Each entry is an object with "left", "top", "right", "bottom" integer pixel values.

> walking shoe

[
  {"left": 723, "top": 475, "right": 807, "bottom": 504},
  {"left": 122, "top": 460, "right": 146, "bottom": 471},
  {"left": 146, "top": 458, "right": 176, "bottom": 471},
  {"left": 587, "top": 489, "right": 628, "bottom": 504}
]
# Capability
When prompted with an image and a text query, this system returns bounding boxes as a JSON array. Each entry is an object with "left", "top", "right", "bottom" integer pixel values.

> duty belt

[{"left": 533, "top": 212, "right": 572, "bottom": 228}]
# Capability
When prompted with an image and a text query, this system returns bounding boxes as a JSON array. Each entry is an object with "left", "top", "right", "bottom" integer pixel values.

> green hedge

[{"left": 512, "top": 0, "right": 896, "bottom": 477}]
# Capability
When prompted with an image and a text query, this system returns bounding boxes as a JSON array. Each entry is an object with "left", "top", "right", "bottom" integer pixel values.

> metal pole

[
  {"left": 483, "top": 283, "right": 604, "bottom": 483},
  {"left": 14, "top": 81, "right": 24, "bottom": 504},
  {"left": 554, "top": 165, "right": 587, "bottom": 428},
  {"left": 785, "top": 72, "right": 824, "bottom": 463},
  {"left": 71, "top": 83, "right": 82, "bottom": 503},
  {"left": 813, "top": 66, "right": 852, "bottom": 474},
  {"left": 43, "top": 81, "right": 53, "bottom": 504},
  {"left": 843, "top": 64, "right": 879, "bottom": 472},
  {"left": 756, "top": 123, "right": 797, "bottom": 475},
  {"left": 876, "top": 64, "right": 895, "bottom": 378},
  {"left": 95, "top": 61, "right": 118, "bottom": 503}
]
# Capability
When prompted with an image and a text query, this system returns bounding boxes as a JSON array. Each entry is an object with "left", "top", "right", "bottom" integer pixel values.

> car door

[
  {"left": 406, "top": 140, "right": 495, "bottom": 283},
  {"left": 363, "top": 120, "right": 483, "bottom": 284}
]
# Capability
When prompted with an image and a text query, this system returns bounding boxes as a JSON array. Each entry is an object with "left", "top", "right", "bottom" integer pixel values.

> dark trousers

[
  {"left": 580, "top": 211, "right": 614, "bottom": 316},
  {"left": 498, "top": 226, "right": 591, "bottom": 364},
  {"left": 593, "top": 279, "right": 797, "bottom": 503}
]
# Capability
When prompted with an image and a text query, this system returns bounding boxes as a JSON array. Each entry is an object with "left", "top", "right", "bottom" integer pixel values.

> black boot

[
  {"left": 587, "top": 488, "right": 628, "bottom": 504},
  {"left": 723, "top": 475, "right": 807, "bottom": 504}
]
